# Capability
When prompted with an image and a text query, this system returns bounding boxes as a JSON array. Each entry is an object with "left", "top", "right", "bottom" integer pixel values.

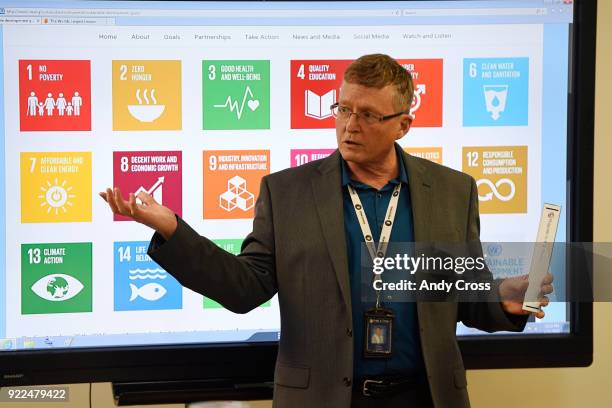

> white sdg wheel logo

[{"left": 31, "top": 274, "right": 84, "bottom": 302}]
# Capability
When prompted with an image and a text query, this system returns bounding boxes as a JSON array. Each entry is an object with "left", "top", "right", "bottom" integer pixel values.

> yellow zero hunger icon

[{"left": 112, "top": 60, "right": 182, "bottom": 131}]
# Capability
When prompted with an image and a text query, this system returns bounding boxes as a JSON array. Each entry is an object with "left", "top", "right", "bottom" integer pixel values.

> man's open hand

[
  {"left": 498, "top": 273, "right": 554, "bottom": 319},
  {"left": 99, "top": 187, "right": 177, "bottom": 240}
]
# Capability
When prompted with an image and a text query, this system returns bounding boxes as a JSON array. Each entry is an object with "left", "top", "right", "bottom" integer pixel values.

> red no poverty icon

[{"left": 19, "top": 60, "right": 91, "bottom": 132}]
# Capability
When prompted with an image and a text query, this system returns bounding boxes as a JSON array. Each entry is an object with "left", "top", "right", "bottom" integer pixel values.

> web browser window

[{"left": 0, "top": 0, "right": 573, "bottom": 351}]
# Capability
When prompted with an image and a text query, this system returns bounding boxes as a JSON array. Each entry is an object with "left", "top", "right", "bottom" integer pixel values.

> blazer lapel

[
  {"left": 311, "top": 151, "right": 352, "bottom": 323},
  {"left": 401, "top": 148, "right": 433, "bottom": 242},
  {"left": 401, "top": 148, "right": 437, "bottom": 326}
]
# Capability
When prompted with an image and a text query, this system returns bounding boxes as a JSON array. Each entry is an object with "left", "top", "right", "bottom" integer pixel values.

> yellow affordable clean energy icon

[
  {"left": 39, "top": 178, "right": 75, "bottom": 215},
  {"left": 21, "top": 152, "right": 92, "bottom": 223}
]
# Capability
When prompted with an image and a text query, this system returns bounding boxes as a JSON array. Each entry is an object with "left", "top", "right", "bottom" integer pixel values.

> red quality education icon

[{"left": 290, "top": 59, "right": 352, "bottom": 129}]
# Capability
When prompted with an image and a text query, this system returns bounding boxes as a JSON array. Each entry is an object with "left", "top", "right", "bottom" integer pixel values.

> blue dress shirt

[{"left": 341, "top": 147, "right": 425, "bottom": 380}]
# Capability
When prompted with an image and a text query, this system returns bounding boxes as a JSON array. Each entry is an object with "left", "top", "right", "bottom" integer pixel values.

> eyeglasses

[{"left": 330, "top": 102, "right": 409, "bottom": 125}]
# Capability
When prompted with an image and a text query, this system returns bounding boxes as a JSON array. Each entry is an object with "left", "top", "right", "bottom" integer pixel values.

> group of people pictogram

[{"left": 26, "top": 91, "right": 83, "bottom": 117}]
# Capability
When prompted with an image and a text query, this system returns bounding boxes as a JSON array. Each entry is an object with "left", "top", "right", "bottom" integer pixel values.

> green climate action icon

[
  {"left": 21, "top": 242, "right": 92, "bottom": 314},
  {"left": 203, "top": 60, "right": 270, "bottom": 130}
]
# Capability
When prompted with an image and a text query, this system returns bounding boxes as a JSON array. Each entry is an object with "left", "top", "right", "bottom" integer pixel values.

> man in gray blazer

[{"left": 101, "top": 54, "right": 551, "bottom": 408}]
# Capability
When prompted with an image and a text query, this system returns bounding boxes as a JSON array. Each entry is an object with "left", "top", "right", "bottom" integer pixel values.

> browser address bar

[
  {"left": 5, "top": 7, "right": 547, "bottom": 18},
  {"left": 5, "top": 8, "right": 402, "bottom": 18}
]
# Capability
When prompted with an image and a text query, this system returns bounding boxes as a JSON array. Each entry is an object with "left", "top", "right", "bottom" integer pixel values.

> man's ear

[{"left": 396, "top": 115, "right": 412, "bottom": 140}]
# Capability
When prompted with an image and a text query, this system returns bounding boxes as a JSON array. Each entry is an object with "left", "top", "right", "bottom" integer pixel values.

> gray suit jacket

[{"left": 149, "top": 147, "right": 527, "bottom": 408}]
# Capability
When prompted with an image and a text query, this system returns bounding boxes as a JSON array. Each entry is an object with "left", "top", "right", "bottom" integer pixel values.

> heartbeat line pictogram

[{"left": 213, "top": 86, "right": 255, "bottom": 119}]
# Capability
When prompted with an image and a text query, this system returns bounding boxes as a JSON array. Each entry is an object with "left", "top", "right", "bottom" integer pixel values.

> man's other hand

[
  {"left": 498, "top": 273, "right": 554, "bottom": 319},
  {"left": 99, "top": 187, "right": 178, "bottom": 240}
]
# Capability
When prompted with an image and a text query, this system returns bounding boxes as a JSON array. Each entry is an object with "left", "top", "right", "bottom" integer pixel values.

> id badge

[{"left": 364, "top": 307, "right": 394, "bottom": 358}]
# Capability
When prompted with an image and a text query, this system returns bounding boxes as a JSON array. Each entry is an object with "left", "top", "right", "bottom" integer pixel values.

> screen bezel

[{"left": 0, "top": 0, "right": 595, "bottom": 388}]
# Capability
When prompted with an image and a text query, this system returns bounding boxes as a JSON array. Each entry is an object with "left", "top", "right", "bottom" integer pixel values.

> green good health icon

[
  {"left": 203, "top": 60, "right": 270, "bottom": 130},
  {"left": 21, "top": 243, "right": 92, "bottom": 314}
]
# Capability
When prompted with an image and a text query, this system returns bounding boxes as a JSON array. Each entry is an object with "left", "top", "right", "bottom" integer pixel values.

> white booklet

[{"left": 522, "top": 203, "right": 561, "bottom": 312}]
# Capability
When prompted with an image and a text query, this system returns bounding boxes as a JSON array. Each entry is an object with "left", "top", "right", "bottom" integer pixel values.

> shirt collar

[{"left": 341, "top": 144, "right": 409, "bottom": 187}]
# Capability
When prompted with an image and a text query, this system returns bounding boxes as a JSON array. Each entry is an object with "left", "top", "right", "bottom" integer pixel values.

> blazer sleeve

[
  {"left": 147, "top": 176, "right": 278, "bottom": 314},
  {"left": 457, "top": 177, "right": 529, "bottom": 332}
]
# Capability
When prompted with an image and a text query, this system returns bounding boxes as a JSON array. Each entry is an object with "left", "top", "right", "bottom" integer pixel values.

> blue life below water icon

[{"left": 114, "top": 241, "right": 182, "bottom": 311}]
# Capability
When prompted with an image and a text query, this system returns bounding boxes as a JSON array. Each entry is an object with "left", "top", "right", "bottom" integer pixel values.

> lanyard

[{"left": 347, "top": 183, "right": 401, "bottom": 308}]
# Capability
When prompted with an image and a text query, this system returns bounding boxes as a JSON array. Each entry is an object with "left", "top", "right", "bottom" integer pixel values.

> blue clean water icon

[{"left": 463, "top": 57, "right": 529, "bottom": 126}]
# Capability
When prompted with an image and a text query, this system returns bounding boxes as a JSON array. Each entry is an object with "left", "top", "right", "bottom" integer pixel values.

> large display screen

[{"left": 0, "top": 0, "right": 574, "bottom": 353}]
